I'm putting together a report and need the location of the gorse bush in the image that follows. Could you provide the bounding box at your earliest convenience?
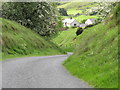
[2,2,62,37]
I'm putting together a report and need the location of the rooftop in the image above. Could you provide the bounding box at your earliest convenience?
[62,19,75,23]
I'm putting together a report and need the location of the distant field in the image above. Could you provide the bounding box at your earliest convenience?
[73,15,98,23]
[61,15,98,23]
[67,9,82,15]
[57,2,95,10]
[61,16,69,20]
[58,2,98,23]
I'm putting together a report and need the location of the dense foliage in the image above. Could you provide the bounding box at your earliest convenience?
[2,2,62,37]
[58,8,68,16]
[97,2,117,20]
[76,27,83,36]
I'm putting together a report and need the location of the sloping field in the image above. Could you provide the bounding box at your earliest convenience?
[1,18,64,60]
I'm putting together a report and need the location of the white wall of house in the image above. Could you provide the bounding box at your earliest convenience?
[66,23,71,27]
[63,21,71,27]
[70,20,80,27]
[63,19,80,27]
[85,19,95,25]
[79,24,87,28]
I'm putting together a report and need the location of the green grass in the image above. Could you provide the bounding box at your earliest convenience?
[58,2,98,23]
[57,2,96,10]
[52,28,78,52]
[61,14,98,23]
[60,16,69,20]
[2,49,65,61]
[63,4,119,88]
[52,15,98,52]
[1,18,65,61]
[73,15,98,23]
[57,2,98,16]
[67,9,82,15]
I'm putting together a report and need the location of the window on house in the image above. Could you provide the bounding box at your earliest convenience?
[65,22,67,26]
[74,24,76,26]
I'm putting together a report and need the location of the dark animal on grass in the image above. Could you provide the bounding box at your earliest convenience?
[76,27,83,36]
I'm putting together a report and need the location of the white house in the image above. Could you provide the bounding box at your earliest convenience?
[79,24,87,28]
[62,19,80,27]
[85,18,96,25]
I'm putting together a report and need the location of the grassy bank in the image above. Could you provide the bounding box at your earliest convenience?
[52,28,78,52]
[1,18,65,61]
[63,4,119,88]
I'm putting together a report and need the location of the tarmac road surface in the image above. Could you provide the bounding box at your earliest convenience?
[2,55,92,88]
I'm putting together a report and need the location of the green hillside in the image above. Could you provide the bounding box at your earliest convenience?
[58,2,98,23]
[73,15,98,23]
[52,28,77,52]
[61,15,98,23]
[63,4,119,88]
[1,18,64,60]
[57,2,97,15]
[57,2,96,10]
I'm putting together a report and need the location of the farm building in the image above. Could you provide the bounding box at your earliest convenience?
[62,19,80,27]
[79,24,87,28]
[85,18,96,25]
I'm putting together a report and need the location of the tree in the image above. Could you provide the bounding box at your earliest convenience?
[97,2,117,20]
[2,2,62,37]
[81,19,87,23]
[76,27,83,36]
[58,8,68,16]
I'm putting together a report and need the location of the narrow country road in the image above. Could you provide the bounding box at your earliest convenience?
[2,55,92,88]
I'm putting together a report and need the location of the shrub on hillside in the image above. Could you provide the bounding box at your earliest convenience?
[81,19,87,23]
[76,27,83,36]
[97,2,117,20]
[65,27,69,30]
[58,8,68,16]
